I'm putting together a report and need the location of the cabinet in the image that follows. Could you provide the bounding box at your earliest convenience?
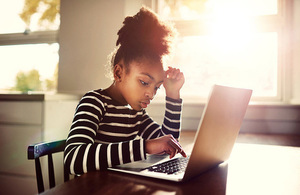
[0,94,80,195]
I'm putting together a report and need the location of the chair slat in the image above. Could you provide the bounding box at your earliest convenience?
[64,165,69,182]
[48,154,55,188]
[35,158,45,193]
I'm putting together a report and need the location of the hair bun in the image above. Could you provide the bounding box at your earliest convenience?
[116,7,176,57]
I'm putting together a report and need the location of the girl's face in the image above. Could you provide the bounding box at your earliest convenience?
[118,59,165,111]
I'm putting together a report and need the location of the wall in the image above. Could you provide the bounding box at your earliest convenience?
[58,0,124,94]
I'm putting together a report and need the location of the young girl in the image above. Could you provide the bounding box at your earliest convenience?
[64,7,186,175]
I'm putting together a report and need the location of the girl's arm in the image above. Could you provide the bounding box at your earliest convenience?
[139,97,186,158]
[64,91,146,175]
[139,97,182,139]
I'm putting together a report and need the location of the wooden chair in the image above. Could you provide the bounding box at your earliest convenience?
[28,139,69,193]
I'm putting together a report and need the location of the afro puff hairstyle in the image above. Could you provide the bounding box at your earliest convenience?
[111,6,177,70]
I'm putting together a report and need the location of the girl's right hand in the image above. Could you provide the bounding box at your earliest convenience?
[145,134,187,158]
[163,67,185,100]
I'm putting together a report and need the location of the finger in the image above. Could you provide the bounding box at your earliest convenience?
[175,69,183,80]
[170,69,177,79]
[169,147,176,159]
[165,147,176,159]
[179,148,187,158]
[174,69,182,80]
[172,69,180,79]
[169,137,187,158]
[166,67,175,77]
[164,68,171,77]
[168,138,186,158]
[176,72,184,81]
[165,70,173,79]
[169,135,183,149]
[167,66,174,71]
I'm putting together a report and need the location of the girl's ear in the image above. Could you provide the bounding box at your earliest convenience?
[113,63,124,82]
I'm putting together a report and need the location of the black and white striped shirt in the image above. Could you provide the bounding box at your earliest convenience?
[64,89,182,175]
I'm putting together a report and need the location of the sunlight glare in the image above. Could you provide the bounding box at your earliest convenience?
[200,3,276,92]
[208,10,255,54]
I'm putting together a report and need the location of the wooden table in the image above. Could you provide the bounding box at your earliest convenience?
[41,132,300,195]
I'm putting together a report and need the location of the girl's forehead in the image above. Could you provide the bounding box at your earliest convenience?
[130,60,165,80]
[130,58,163,71]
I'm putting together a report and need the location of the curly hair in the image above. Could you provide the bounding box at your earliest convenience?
[111,6,177,72]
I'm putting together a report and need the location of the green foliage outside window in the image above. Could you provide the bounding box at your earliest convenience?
[19,0,60,30]
[14,63,58,93]
[14,69,42,93]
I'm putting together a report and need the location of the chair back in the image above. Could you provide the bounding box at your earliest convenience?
[28,139,69,193]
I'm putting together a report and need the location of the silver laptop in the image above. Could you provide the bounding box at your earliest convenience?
[108,85,252,182]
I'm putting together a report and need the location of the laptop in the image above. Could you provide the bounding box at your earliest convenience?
[108,84,252,182]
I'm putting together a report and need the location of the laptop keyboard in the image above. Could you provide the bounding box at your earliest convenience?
[144,156,189,175]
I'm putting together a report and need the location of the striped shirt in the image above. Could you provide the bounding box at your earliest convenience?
[64,89,182,175]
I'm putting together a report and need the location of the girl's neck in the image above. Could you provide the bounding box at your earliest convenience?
[105,82,128,106]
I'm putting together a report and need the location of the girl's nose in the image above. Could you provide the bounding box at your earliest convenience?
[145,90,154,99]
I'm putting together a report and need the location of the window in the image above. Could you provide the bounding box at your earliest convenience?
[154,0,291,102]
[0,0,60,93]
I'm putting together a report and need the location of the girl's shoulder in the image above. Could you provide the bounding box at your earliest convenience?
[79,89,112,107]
[86,89,112,101]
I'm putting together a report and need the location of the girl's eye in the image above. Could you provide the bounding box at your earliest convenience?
[140,80,149,86]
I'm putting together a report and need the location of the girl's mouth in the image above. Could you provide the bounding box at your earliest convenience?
[140,101,150,108]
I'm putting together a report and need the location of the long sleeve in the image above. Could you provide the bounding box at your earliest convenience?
[64,91,146,175]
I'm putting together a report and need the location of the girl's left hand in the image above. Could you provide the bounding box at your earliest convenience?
[163,67,185,100]
[145,134,187,159]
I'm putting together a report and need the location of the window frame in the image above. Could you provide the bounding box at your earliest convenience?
[0,30,58,46]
